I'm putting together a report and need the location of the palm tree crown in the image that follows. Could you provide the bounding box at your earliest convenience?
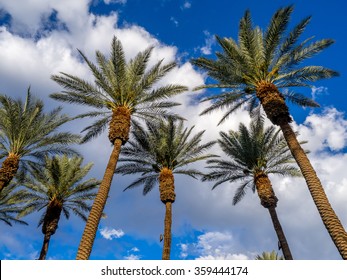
[51,36,187,144]
[255,250,284,260]
[204,117,301,205]
[20,155,100,260]
[0,88,80,193]
[192,6,337,125]
[117,119,215,194]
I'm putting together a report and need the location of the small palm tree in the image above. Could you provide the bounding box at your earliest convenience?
[255,250,284,260]
[0,181,28,226]
[203,117,302,260]
[0,88,80,193]
[192,6,347,258]
[116,118,215,259]
[51,36,187,259]
[20,155,100,260]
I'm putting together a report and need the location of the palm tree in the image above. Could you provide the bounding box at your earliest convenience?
[191,6,347,258]
[0,181,28,226]
[50,36,188,259]
[19,155,100,260]
[116,118,215,259]
[203,117,302,260]
[0,88,80,193]
[255,250,284,260]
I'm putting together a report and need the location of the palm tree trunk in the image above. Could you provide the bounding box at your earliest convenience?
[0,153,20,193]
[162,201,172,260]
[39,232,52,260]
[268,207,293,260]
[159,168,175,260]
[76,139,122,260]
[254,171,293,260]
[39,202,62,260]
[280,122,347,259]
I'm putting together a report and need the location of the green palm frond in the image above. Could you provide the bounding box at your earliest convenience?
[191,6,338,123]
[255,250,284,260]
[0,182,29,226]
[51,36,188,142]
[0,88,80,171]
[203,117,303,203]
[117,118,216,194]
[19,155,100,225]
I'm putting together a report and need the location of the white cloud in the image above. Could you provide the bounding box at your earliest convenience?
[311,86,328,101]
[296,108,347,152]
[180,231,250,260]
[100,227,125,240]
[125,254,140,260]
[0,0,90,36]
[199,30,215,55]
[181,1,192,10]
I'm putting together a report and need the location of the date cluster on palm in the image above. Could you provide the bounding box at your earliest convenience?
[0,154,20,190]
[254,171,279,209]
[256,81,292,125]
[159,168,176,203]
[108,106,131,144]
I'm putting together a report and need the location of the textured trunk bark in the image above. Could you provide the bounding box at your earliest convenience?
[76,138,123,260]
[39,232,52,260]
[159,168,176,203]
[38,202,62,260]
[254,171,278,208]
[256,81,292,125]
[162,202,172,260]
[0,153,20,193]
[268,207,293,260]
[159,168,175,260]
[254,171,293,260]
[280,122,347,259]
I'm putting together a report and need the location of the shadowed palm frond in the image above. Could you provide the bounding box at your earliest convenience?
[0,181,29,226]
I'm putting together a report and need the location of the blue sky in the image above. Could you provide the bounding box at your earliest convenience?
[0,0,347,260]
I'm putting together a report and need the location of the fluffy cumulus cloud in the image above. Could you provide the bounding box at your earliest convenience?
[296,108,347,152]
[100,227,125,240]
[180,231,250,260]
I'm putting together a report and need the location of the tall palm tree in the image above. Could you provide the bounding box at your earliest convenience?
[50,36,188,259]
[203,117,302,260]
[116,118,215,259]
[191,6,347,258]
[0,181,28,226]
[0,88,80,193]
[19,155,100,260]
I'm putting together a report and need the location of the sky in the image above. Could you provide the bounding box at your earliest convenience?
[0,0,347,260]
